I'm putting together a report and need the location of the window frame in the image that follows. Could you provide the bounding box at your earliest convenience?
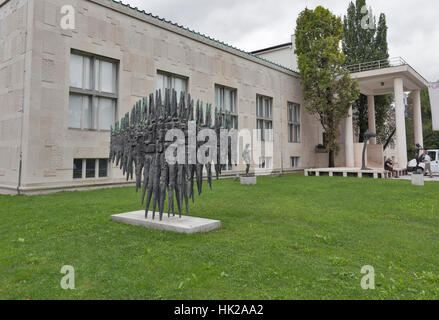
[258,156,273,169]
[215,84,238,130]
[73,159,83,179]
[73,158,109,180]
[291,157,300,168]
[69,50,118,132]
[156,70,189,99]
[288,102,301,143]
[428,151,437,162]
[256,95,273,142]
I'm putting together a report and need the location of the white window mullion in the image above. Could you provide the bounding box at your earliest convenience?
[95,159,99,179]
[82,159,86,179]
[99,60,103,93]
[95,58,100,91]
[94,96,99,130]
[221,88,224,111]
[92,57,96,91]
[80,96,85,130]
[81,56,85,90]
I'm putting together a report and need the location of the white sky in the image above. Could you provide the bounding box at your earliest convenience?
[121,0,439,82]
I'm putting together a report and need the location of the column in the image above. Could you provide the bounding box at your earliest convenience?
[394,78,408,168]
[367,95,376,144]
[413,89,424,147]
[345,106,355,168]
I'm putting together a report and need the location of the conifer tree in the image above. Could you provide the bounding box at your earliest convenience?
[343,1,394,143]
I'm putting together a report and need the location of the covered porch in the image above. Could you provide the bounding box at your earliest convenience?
[343,57,429,170]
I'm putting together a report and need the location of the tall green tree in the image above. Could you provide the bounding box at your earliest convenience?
[295,6,359,167]
[342,0,394,144]
[343,0,376,66]
[373,14,395,145]
[375,13,389,60]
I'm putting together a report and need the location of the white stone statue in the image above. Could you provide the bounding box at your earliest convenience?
[242,144,251,176]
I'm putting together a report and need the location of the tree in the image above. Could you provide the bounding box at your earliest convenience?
[295,6,360,167]
[374,13,394,145]
[375,13,388,60]
[406,88,439,159]
[342,1,394,144]
[342,0,376,67]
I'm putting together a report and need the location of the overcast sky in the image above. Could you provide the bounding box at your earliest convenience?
[121,0,439,82]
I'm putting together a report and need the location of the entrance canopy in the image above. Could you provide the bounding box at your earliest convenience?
[348,57,429,95]
[343,57,429,169]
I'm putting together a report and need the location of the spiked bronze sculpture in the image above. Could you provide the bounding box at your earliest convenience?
[110,89,233,221]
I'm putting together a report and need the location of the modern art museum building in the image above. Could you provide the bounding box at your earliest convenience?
[0,0,429,194]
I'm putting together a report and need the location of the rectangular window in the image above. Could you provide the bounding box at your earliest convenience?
[86,159,96,178]
[99,98,117,130]
[73,159,109,179]
[216,85,238,172]
[259,157,273,169]
[288,103,301,143]
[428,151,437,161]
[69,51,118,131]
[73,159,83,179]
[291,157,300,168]
[68,94,84,129]
[220,164,235,172]
[256,95,273,141]
[156,71,188,100]
[99,159,108,178]
[215,85,238,130]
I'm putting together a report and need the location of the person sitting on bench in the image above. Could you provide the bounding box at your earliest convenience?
[384,158,398,178]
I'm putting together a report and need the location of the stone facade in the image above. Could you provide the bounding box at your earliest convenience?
[0,0,27,194]
[0,0,327,194]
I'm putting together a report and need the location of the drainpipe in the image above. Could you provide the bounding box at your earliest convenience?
[17,152,22,195]
[279,126,284,175]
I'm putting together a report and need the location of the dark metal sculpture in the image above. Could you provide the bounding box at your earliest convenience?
[110,89,233,221]
[242,144,251,176]
[361,131,377,170]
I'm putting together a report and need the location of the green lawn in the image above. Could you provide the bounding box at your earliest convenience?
[1,174,439,300]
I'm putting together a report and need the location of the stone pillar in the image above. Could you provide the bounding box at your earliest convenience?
[367,95,376,144]
[394,78,408,168]
[345,106,355,168]
[413,89,424,147]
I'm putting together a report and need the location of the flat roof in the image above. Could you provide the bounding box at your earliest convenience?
[251,42,292,55]
[351,65,429,95]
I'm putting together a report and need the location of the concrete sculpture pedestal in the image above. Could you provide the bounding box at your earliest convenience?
[240,176,257,185]
[111,211,221,234]
[411,174,424,186]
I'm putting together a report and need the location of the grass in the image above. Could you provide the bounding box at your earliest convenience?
[1,174,439,300]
